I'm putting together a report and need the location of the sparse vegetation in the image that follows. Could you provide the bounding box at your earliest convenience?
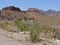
[0,21,9,29]
[0,6,60,44]
[28,21,42,43]
[39,25,60,39]
[0,20,60,43]
[14,19,27,31]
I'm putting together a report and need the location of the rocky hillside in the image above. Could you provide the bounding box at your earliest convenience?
[0,6,41,21]
[0,6,60,26]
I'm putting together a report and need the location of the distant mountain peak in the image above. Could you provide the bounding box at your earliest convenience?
[46,9,57,13]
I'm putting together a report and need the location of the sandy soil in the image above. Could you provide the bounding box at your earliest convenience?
[0,28,60,45]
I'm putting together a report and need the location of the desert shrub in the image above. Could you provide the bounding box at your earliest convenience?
[14,19,60,42]
[40,25,60,39]
[24,16,27,21]
[52,28,60,39]
[0,21,9,29]
[28,21,43,43]
[14,19,27,31]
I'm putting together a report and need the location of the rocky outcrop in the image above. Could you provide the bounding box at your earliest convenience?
[2,6,21,11]
[27,8,40,13]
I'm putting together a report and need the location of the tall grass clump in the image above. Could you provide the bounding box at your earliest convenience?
[14,19,27,31]
[29,21,43,43]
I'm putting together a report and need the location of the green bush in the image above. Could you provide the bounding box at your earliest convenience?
[14,19,27,31]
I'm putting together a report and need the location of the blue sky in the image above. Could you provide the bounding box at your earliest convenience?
[0,0,60,11]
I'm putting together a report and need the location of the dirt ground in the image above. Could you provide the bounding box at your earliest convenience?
[0,28,60,45]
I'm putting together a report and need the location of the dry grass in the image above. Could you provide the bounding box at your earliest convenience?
[0,17,60,43]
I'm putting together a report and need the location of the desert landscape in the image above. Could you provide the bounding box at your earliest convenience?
[0,6,60,45]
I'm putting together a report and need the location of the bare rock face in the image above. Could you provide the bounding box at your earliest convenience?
[27,8,40,13]
[2,6,21,11]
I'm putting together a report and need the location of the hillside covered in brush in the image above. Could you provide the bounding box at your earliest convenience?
[0,6,60,26]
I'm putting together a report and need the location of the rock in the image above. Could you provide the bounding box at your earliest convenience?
[27,8,40,13]
[2,6,21,11]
